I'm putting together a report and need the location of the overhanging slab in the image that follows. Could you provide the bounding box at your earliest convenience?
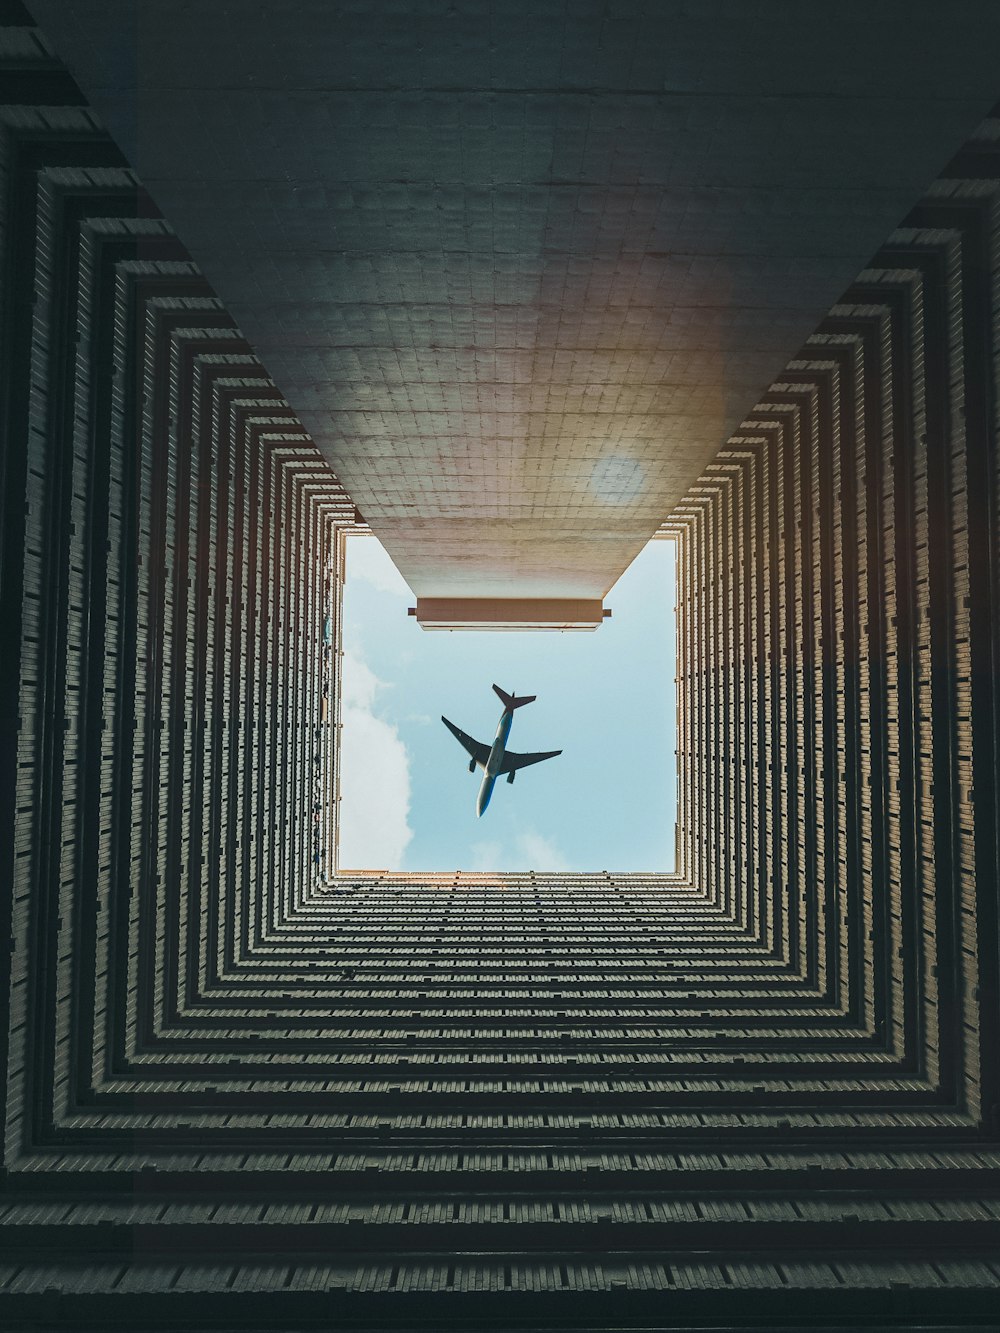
[412,597,608,631]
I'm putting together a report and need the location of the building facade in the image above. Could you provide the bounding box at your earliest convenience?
[2,8,1000,1329]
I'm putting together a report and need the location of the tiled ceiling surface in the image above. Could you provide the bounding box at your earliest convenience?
[26,0,1000,597]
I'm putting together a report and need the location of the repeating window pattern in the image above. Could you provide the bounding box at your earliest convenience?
[3,26,1000,1331]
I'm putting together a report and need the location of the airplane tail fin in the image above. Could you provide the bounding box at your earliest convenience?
[492,684,536,713]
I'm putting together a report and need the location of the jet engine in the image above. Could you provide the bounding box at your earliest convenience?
[468,758,476,773]
[506,770,515,784]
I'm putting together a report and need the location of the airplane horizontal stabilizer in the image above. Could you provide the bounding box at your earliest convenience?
[492,684,536,712]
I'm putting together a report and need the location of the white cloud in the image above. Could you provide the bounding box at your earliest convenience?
[514,831,570,871]
[467,830,569,872]
[342,651,380,711]
[469,839,503,871]
[338,650,413,869]
[348,536,411,597]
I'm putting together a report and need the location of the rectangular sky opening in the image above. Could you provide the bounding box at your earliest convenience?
[335,535,677,874]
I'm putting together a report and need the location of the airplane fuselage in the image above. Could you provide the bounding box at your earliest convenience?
[477,709,513,816]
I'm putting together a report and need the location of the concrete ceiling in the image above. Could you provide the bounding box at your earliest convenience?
[28,1,1000,601]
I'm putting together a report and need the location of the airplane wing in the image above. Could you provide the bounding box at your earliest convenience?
[499,748,562,773]
[441,716,491,767]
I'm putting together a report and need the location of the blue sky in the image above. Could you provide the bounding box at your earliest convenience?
[338,537,677,872]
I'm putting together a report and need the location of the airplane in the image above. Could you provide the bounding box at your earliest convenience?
[442,684,562,817]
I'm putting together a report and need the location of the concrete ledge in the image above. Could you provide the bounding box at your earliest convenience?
[411,598,610,631]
